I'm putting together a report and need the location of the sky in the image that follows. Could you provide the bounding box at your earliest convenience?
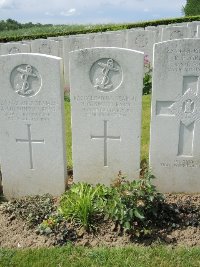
[0,0,187,25]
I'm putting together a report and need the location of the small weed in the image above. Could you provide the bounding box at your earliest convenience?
[64,95,70,102]
[143,55,152,95]
[37,212,77,246]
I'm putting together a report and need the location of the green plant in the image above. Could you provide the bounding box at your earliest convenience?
[37,212,77,245]
[143,55,152,95]
[59,170,163,235]
[64,86,70,102]
[37,212,63,235]
[64,95,70,102]
[59,183,107,230]
[103,171,163,234]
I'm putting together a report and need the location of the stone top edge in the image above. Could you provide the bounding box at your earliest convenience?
[69,47,144,55]
[154,38,200,46]
[0,53,62,61]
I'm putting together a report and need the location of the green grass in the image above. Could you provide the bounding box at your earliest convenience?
[141,95,151,162]
[64,100,72,169]
[1,245,200,267]
[64,94,151,170]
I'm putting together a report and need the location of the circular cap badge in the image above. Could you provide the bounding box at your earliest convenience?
[90,58,123,93]
[10,64,42,97]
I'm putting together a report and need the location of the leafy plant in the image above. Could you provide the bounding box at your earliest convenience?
[103,171,163,233]
[37,212,77,245]
[37,212,64,235]
[59,171,163,235]
[64,95,70,102]
[143,55,152,95]
[64,86,70,102]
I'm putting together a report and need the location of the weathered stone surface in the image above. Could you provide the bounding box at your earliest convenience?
[47,36,64,58]
[0,53,67,198]
[31,39,60,57]
[70,47,144,185]
[161,26,192,41]
[91,32,125,48]
[150,39,200,192]
[187,21,200,38]
[63,36,90,88]
[196,25,200,38]
[126,29,157,62]
[0,42,31,55]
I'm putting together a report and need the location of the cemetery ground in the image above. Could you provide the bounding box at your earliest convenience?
[0,96,200,266]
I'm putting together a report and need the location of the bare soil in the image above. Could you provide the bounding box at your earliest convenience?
[1,193,200,248]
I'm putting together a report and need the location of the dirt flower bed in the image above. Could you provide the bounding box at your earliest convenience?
[0,192,200,249]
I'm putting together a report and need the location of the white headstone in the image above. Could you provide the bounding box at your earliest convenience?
[196,25,200,38]
[91,32,125,48]
[0,53,67,198]
[70,47,144,185]
[47,36,64,58]
[187,21,200,38]
[161,26,192,41]
[0,42,31,55]
[150,39,200,192]
[87,32,102,44]
[63,36,90,89]
[31,39,60,57]
[170,23,188,27]
[129,27,144,31]
[145,26,162,43]
[126,29,157,63]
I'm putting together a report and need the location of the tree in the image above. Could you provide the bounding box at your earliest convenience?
[183,0,200,16]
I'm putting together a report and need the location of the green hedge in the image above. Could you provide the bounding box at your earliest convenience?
[0,15,200,43]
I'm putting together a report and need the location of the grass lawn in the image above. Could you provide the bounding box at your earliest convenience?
[64,100,72,169]
[65,94,151,170]
[1,245,200,267]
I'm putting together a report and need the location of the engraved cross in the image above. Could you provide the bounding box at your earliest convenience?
[91,120,121,167]
[16,124,45,169]
[156,76,200,157]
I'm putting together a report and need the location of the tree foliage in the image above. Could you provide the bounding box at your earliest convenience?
[0,18,52,31]
[183,0,200,16]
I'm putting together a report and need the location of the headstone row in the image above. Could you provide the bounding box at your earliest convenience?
[1,38,200,199]
[1,21,199,57]
[1,20,200,87]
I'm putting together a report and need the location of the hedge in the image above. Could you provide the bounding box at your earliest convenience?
[0,15,200,43]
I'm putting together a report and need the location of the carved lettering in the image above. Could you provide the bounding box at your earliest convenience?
[73,95,135,117]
